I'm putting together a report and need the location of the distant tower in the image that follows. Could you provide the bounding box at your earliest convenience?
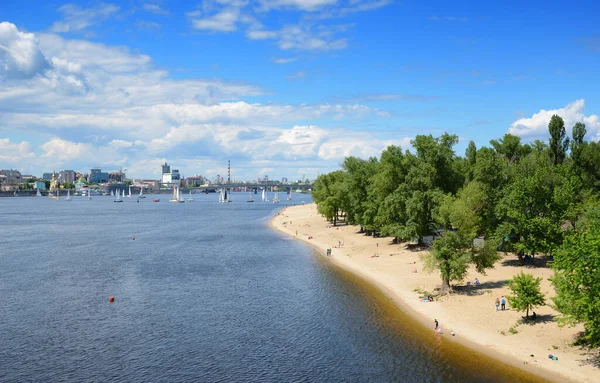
[227,160,231,184]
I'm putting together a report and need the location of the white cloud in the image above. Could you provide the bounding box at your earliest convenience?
[0,138,35,162]
[185,0,388,52]
[0,22,51,79]
[40,138,92,161]
[509,99,600,141]
[142,3,170,15]
[271,57,297,64]
[0,23,402,179]
[50,3,120,33]
[191,8,241,32]
[257,0,338,11]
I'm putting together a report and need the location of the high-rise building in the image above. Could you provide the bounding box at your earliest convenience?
[161,162,170,175]
[59,170,76,183]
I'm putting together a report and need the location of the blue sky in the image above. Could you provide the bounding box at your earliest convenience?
[1,0,599,181]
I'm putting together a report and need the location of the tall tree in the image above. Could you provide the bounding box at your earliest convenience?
[570,122,587,170]
[548,114,570,165]
[465,140,477,182]
[507,272,545,318]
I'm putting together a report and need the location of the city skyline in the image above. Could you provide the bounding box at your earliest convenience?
[1,1,600,179]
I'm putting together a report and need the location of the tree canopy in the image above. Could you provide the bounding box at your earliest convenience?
[312,116,600,343]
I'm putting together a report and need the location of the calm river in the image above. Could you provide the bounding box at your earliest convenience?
[0,192,545,382]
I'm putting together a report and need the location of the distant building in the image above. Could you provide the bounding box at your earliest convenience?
[281,177,288,184]
[90,168,109,183]
[59,170,76,183]
[0,170,22,189]
[34,181,46,190]
[109,171,126,183]
[160,162,180,186]
[186,175,205,187]
[42,173,54,180]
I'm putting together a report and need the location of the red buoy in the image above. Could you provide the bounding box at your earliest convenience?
[132,237,135,240]
[109,296,115,302]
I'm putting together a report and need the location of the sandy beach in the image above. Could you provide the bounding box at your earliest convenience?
[271,203,600,383]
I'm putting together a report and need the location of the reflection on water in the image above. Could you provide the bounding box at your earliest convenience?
[0,194,546,382]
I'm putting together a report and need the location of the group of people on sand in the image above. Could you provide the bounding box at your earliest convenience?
[494,296,507,311]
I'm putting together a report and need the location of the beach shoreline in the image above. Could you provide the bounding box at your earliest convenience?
[271,204,599,383]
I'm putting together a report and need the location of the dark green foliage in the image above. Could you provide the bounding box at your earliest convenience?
[548,114,570,165]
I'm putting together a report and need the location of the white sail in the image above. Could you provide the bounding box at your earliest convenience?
[65,190,71,201]
[287,189,292,200]
[56,188,60,200]
[128,186,132,197]
[36,188,41,197]
[186,190,193,201]
[273,192,279,203]
[261,189,265,201]
[111,190,115,197]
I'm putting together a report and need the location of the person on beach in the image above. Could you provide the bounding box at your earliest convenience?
[501,296,506,311]
[495,297,500,311]
[434,319,439,329]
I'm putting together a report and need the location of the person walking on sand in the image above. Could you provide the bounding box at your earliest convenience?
[495,297,500,311]
[434,319,438,329]
[501,296,506,311]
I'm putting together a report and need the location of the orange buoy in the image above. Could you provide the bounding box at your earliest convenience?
[109,296,115,302]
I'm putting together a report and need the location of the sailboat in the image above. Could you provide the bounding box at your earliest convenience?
[273,192,279,204]
[65,190,71,201]
[114,189,123,202]
[170,185,185,203]
[56,188,60,200]
[247,192,254,203]
[287,189,292,201]
[36,188,42,197]
[87,190,92,200]
[138,188,146,199]
[261,189,266,202]
[111,190,115,197]
[128,186,132,198]
[218,188,225,203]
[186,190,193,202]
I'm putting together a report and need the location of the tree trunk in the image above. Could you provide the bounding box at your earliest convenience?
[526,307,529,318]
[441,275,450,292]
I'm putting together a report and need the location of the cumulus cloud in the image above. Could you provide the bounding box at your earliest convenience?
[509,99,600,141]
[0,139,36,162]
[0,22,51,79]
[0,23,404,179]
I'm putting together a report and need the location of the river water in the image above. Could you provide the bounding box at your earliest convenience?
[0,193,545,382]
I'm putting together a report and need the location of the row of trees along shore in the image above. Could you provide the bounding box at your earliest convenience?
[313,115,600,347]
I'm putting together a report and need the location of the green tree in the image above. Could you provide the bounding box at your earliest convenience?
[551,210,600,347]
[507,272,545,318]
[570,122,587,170]
[465,140,477,182]
[490,133,530,163]
[423,187,501,290]
[548,114,570,165]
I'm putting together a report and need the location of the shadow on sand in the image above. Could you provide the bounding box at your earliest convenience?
[451,280,509,296]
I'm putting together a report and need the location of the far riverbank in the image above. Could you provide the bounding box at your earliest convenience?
[271,204,600,383]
